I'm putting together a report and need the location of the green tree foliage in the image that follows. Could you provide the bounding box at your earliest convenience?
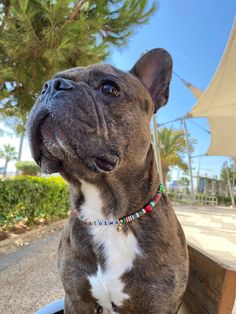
[158,127,196,184]
[220,162,236,185]
[0,144,17,176]
[179,176,190,186]
[0,0,156,129]
[15,160,40,175]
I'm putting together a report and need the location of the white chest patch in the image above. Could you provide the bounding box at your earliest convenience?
[80,181,141,312]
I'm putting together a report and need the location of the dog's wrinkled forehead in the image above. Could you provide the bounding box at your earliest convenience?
[55,64,119,79]
[54,64,144,92]
[54,48,173,114]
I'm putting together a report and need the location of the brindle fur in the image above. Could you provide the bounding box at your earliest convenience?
[27,49,189,314]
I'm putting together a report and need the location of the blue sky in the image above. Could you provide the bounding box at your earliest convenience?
[109,0,236,180]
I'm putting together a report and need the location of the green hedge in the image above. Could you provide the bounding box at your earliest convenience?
[15,161,40,176]
[0,176,70,228]
[167,191,235,206]
[217,195,236,206]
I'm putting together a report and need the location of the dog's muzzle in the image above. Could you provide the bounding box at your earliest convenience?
[27,78,120,174]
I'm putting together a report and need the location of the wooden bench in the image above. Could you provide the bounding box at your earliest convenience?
[195,195,218,206]
[178,243,236,314]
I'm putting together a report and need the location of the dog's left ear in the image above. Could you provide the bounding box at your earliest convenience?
[130,48,173,113]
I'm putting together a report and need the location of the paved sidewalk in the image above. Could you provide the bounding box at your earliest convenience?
[0,228,64,314]
[175,205,236,313]
[175,205,236,269]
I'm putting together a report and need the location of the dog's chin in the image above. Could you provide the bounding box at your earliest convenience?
[39,151,120,175]
[38,152,120,176]
[86,154,120,173]
[31,116,120,175]
[39,155,62,174]
[32,116,74,174]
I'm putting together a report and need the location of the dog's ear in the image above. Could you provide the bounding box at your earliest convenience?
[130,48,173,113]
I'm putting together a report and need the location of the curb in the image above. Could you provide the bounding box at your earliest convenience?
[0,219,67,250]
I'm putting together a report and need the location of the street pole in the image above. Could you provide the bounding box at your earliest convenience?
[182,117,195,203]
[232,158,236,193]
[15,132,24,176]
[152,115,163,184]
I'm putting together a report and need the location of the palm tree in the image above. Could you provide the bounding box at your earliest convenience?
[0,144,17,177]
[158,128,195,185]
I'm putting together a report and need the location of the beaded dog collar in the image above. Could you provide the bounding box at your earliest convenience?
[72,183,165,232]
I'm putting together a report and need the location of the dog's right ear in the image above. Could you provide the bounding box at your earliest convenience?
[130,48,173,113]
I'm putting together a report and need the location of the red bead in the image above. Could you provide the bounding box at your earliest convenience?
[145,204,153,212]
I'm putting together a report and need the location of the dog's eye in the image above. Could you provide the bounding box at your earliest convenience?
[100,81,120,97]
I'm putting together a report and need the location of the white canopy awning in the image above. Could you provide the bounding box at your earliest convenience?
[189,18,236,160]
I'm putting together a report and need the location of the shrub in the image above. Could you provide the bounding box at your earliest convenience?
[15,161,40,176]
[0,175,70,229]
[217,195,236,206]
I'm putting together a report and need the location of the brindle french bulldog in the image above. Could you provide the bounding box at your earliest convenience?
[27,49,189,314]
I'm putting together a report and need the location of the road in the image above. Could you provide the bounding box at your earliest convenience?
[0,229,64,314]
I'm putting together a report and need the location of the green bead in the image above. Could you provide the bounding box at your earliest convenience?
[159,183,165,193]
[150,201,155,207]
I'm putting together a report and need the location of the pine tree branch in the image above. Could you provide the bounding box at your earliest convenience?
[68,0,86,21]
[0,82,5,91]
[0,0,10,32]
[0,0,156,123]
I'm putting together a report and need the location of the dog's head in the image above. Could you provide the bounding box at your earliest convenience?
[27,48,172,180]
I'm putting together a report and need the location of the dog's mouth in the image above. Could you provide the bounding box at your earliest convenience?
[29,114,120,174]
[88,155,120,173]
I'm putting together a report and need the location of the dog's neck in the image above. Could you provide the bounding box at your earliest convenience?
[69,145,160,219]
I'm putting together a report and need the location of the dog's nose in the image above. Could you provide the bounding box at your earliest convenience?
[41,78,74,96]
